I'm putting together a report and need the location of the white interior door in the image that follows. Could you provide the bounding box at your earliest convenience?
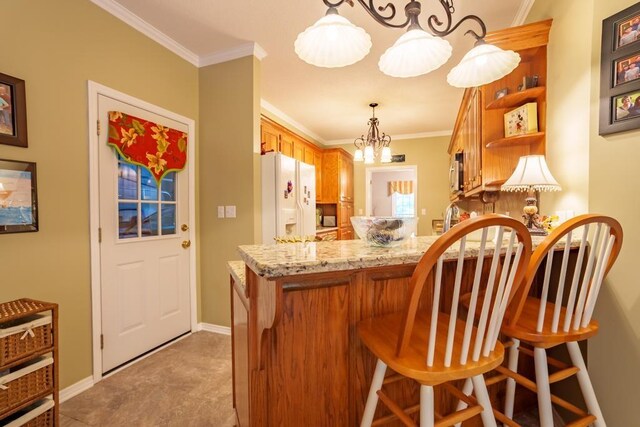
[97,94,191,373]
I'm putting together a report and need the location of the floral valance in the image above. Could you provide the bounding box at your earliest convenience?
[107,111,187,182]
[388,180,414,195]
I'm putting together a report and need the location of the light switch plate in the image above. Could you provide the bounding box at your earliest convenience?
[217,206,225,218]
[225,205,237,218]
[421,208,427,215]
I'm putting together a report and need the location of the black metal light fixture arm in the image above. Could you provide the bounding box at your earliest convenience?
[426,0,487,40]
[323,0,411,29]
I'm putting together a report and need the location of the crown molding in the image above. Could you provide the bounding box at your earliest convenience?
[324,130,453,146]
[90,0,267,68]
[512,0,536,26]
[200,42,267,67]
[261,99,326,145]
[90,0,200,66]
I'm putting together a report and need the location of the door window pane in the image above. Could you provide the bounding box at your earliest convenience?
[161,172,176,201]
[118,203,138,239]
[118,162,138,200]
[141,203,159,236]
[161,204,176,235]
[141,168,158,201]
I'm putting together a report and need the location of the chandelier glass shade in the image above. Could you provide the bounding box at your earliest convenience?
[447,42,521,88]
[295,0,521,87]
[354,103,392,164]
[378,29,452,78]
[294,9,372,68]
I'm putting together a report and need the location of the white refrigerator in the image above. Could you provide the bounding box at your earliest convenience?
[262,152,316,243]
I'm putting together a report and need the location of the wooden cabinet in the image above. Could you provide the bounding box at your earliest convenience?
[321,148,353,204]
[292,139,305,162]
[260,121,280,154]
[448,20,552,198]
[314,151,323,202]
[279,133,295,158]
[315,228,338,241]
[0,299,59,426]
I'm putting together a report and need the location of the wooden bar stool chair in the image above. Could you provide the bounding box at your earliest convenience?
[358,215,532,427]
[497,214,622,427]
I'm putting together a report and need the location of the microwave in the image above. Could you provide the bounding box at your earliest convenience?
[449,152,463,195]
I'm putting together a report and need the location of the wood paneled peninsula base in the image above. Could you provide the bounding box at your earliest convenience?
[230,235,580,427]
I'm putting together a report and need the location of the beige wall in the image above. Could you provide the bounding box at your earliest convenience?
[527,1,594,216]
[199,57,261,326]
[339,136,450,236]
[0,0,198,388]
[527,1,640,424]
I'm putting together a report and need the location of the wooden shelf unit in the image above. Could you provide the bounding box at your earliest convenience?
[485,131,545,149]
[485,86,546,110]
[0,299,59,426]
[447,19,552,200]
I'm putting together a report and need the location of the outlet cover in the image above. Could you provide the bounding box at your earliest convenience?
[217,206,225,218]
[225,205,237,218]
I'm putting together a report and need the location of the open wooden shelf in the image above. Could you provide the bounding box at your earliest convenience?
[485,86,546,110]
[485,131,545,149]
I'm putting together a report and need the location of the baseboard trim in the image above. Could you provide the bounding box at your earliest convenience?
[198,322,231,335]
[59,376,94,403]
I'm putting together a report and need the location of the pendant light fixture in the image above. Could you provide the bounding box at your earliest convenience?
[295,0,521,87]
[353,103,392,164]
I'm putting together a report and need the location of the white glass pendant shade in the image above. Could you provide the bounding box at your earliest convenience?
[447,43,520,88]
[380,146,392,163]
[354,148,364,162]
[379,29,452,78]
[363,145,375,164]
[295,13,372,68]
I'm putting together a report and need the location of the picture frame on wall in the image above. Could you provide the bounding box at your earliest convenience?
[0,158,38,234]
[600,2,640,135]
[0,73,28,148]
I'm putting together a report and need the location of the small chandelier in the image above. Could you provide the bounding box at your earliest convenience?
[354,103,392,164]
[295,0,521,87]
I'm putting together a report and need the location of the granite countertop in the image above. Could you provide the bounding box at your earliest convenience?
[227,261,246,290]
[238,234,580,279]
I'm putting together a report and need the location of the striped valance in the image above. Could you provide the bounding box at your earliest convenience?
[388,180,414,195]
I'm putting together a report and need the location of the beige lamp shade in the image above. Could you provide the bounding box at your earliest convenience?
[501,155,561,192]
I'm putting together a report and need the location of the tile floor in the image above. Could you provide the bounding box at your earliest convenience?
[60,332,235,426]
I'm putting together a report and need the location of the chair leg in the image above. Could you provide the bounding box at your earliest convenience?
[534,347,554,427]
[420,385,435,427]
[471,374,497,427]
[567,342,606,427]
[360,359,388,427]
[504,338,520,419]
[453,378,473,427]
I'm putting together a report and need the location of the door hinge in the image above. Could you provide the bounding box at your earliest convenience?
[100,334,104,349]
[98,227,102,243]
[97,119,101,136]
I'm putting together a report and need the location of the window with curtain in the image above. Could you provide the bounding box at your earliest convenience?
[388,180,415,217]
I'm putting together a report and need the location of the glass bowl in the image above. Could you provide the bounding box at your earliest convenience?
[350,216,418,247]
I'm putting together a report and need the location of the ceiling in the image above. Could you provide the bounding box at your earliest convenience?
[100,0,533,144]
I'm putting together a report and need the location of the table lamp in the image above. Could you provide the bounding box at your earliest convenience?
[501,155,561,235]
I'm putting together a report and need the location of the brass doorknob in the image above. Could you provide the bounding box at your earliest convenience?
[182,240,191,249]
[181,224,189,231]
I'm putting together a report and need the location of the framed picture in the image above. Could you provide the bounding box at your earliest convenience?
[0,159,38,234]
[0,73,28,147]
[600,2,640,135]
[614,52,640,86]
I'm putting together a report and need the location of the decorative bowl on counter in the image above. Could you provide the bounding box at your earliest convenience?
[350,216,418,247]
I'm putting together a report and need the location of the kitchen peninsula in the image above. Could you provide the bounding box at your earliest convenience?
[229,235,580,426]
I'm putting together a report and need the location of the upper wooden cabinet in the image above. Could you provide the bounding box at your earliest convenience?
[448,19,552,198]
[260,116,319,165]
[321,148,353,204]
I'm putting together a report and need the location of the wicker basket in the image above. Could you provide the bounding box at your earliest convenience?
[2,396,54,427]
[0,356,54,415]
[0,315,53,367]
